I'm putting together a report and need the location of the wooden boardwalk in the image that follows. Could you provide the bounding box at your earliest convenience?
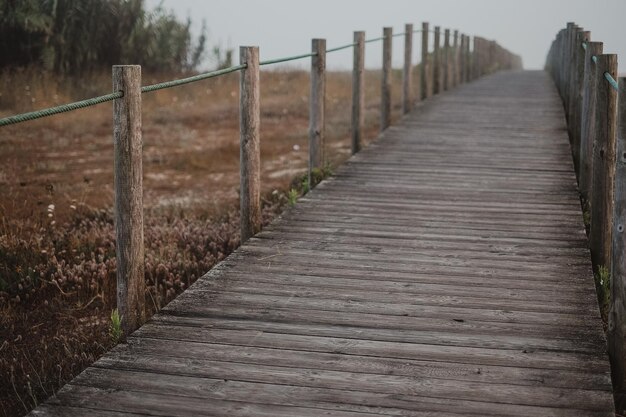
[32,70,615,416]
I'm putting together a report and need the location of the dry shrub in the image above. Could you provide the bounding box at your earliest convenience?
[0,64,405,416]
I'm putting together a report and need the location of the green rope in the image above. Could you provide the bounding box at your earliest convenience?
[0,64,247,127]
[0,92,122,127]
[605,72,619,91]
[392,32,407,38]
[364,36,385,44]
[592,55,598,64]
[326,43,358,53]
[582,41,587,50]
[141,64,246,92]
[260,52,317,66]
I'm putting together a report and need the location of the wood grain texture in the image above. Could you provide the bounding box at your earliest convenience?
[309,38,326,182]
[402,24,413,114]
[443,29,450,91]
[31,71,614,417]
[579,41,604,201]
[112,65,145,336]
[381,27,392,131]
[452,30,459,87]
[589,54,618,270]
[421,22,430,100]
[351,31,365,155]
[433,26,441,94]
[610,76,626,410]
[570,30,591,176]
[239,46,261,243]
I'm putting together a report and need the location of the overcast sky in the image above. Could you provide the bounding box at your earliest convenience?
[146,0,625,73]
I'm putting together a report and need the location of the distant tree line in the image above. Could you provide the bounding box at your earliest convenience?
[0,0,231,75]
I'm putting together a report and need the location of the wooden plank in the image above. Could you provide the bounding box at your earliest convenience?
[82,354,613,410]
[31,70,614,416]
[119,336,610,391]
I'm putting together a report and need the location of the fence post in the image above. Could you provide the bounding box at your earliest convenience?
[570,30,590,176]
[309,38,326,185]
[402,23,413,114]
[459,35,465,85]
[589,54,618,271]
[472,37,480,80]
[465,35,471,82]
[443,29,450,91]
[452,30,459,87]
[112,64,145,337]
[421,22,430,100]
[579,41,604,202]
[381,27,392,131]
[239,46,261,243]
[567,27,583,134]
[611,76,626,411]
[433,26,441,94]
[564,24,577,114]
[351,31,365,155]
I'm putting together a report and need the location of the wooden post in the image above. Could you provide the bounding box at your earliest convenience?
[421,22,430,100]
[473,37,480,80]
[589,54,618,271]
[402,23,413,114]
[381,27,392,131]
[452,30,459,87]
[351,31,365,155]
[567,27,583,133]
[570,30,590,176]
[459,35,465,85]
[239,46,261,243]
[433,26,441,94]
[579,41,604,202]
[112,64,145,337]
[611,76,626,411]
[561,23,574,105]
[309,38,326,185]
[464,35,471,82]
[443,29,450,91]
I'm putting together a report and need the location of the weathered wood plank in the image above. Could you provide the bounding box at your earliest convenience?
[30,70,614,416]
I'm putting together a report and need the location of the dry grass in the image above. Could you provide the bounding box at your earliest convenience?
[0,64,410,416]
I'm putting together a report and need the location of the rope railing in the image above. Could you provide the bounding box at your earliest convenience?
[0,31,426,128]
[141,64,246,93]
[1,21,521,338]
[0,92,123,127]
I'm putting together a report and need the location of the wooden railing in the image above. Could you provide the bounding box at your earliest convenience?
[546,21,626,409]
[0,22,521,338]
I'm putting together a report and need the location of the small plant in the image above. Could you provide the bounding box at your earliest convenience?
[583,208,591,229]
[287,189,299,206]
[109,309,122,344]
[595,265,611,321]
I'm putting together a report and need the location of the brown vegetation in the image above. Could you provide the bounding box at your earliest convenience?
[0,65,408,416]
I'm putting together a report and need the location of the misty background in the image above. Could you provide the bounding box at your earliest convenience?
[147,0,626,73]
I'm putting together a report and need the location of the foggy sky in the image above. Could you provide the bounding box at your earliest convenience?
[147,0,626,73]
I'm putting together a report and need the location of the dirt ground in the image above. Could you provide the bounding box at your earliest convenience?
[0,66,408,416]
